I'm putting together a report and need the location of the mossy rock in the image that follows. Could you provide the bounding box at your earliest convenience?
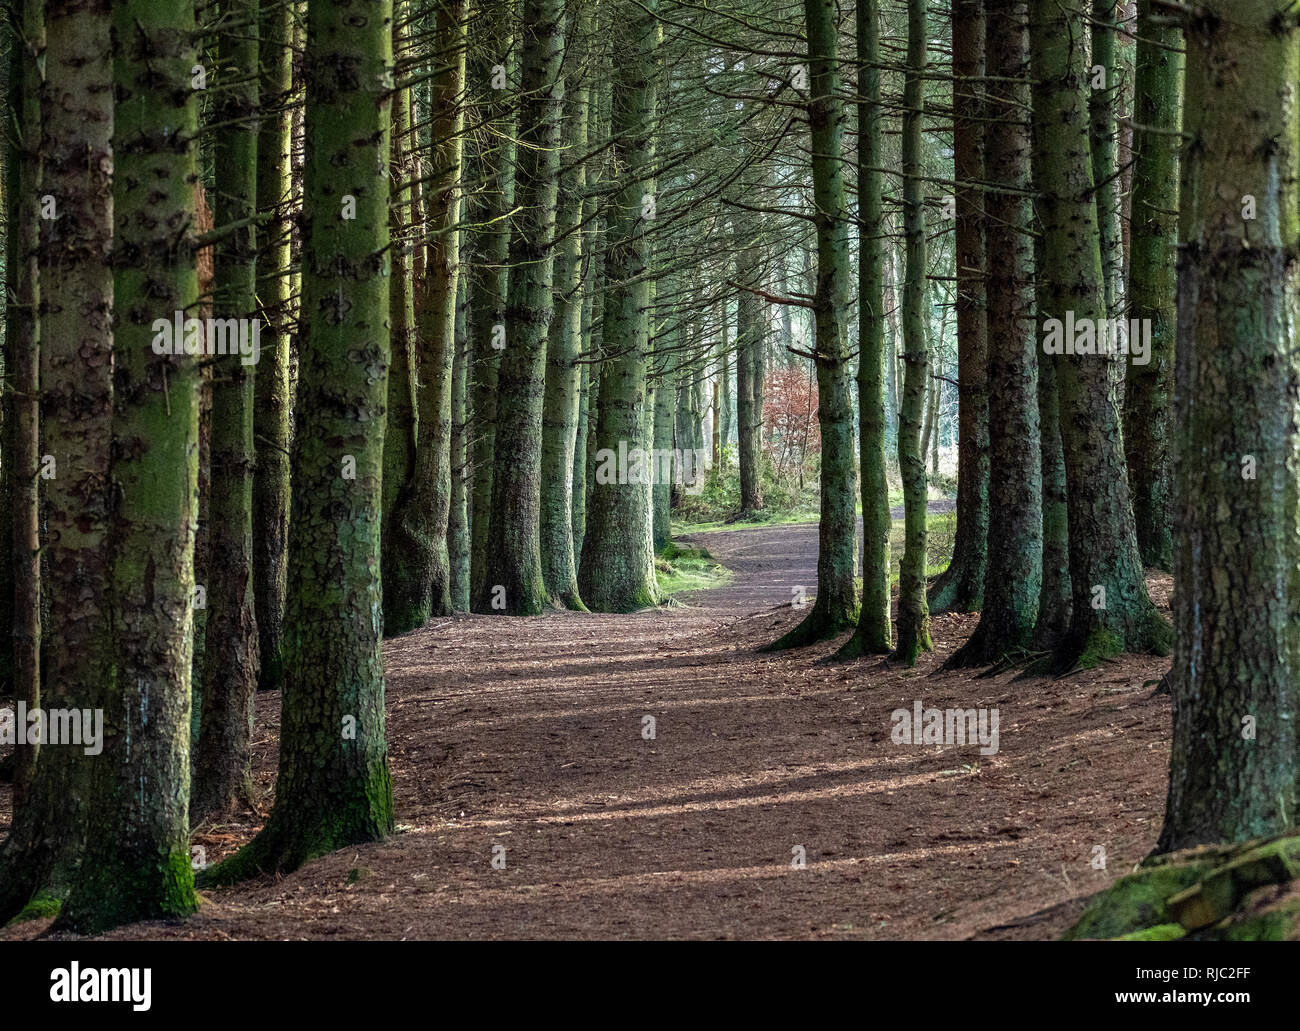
[1064,862,1212,940]
[1216,894,1300,942]
[1064,834,1300,941]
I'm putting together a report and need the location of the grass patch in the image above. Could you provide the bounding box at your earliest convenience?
[655,543,732,598]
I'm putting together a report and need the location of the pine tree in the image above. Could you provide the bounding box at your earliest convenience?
[894,0,933,665]
[578,0,660,612]
[1029,0,1168,669]
[947,0,1041,668]
[1156,0,1298,852]
[192,0,261,820]
[386,0,466,630]
[539,0,591,609]
[59,0,202,932]
[836,0,890,658]
[1123,0,1182,572]
[484,0,567,615]
[252,0,296,692]
[0,0,110,925]
[928,0,989,615]
[202,0,395,883]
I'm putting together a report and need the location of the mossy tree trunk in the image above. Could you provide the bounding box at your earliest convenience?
[1089,0,1122,314]
[577,0,660,613]
[948,0,1040,667]
[252,0,295,692]
[540,0,589,608]
[894,0,932,665]
[484,0,566,615]
[1029,0,1168,670]
[768,0,859,650]
[0,0,108,926]
[928,0,988,616]
[381,5,420,627]
[201,0,395,884]
[735,241,765,515]
[837,0,890,659]
[467,5,516,610]
[387,0,465,630]
[2,0,44,805]
[1032,345,1072,651]
[1156,0,1298,853]
[449,266,471,611]
[59,0,202,932]
[1123,0,1181,572]
[652,344,676,551]
[193,0,261,820]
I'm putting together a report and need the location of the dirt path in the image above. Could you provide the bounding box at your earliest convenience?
[3,513,1174,941]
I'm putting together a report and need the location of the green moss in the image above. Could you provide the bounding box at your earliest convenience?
[1065,862,1211,940]
[12,891,61,923]
[1067,835,1300,941]
[1113,922,1186,941]
[1219,899,1300,941]
[1073,626,1125,670]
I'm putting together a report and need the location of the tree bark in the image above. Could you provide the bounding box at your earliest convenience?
[201,0,396,884]
[1123,0,1181,571]
[1156,0,1298,852]
[193,0,261,820]
[894,0,933,665]
[928,0,989,615]
[1029,0,1168,670]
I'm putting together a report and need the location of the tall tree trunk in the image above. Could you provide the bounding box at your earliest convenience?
[735,243,764,513]
[1156,0,1298,852]
[838,0,890,658]
[468,6,516,608]
[449,266,471,611]
[928,1,988,616]
[1032,347,1073,650]
[947,0,1041,668]
[387,0,466,629]
[717,296,732,447]
[1123,0,1181,571]
[768,0,859,650]
[201,0,395,884]
[382,8,420,627]
[578,0,660,613]
[0,0,110,925]
[894,0,933,665]
[652,347,676,551]
[1029,0,1168,670]
[540,0,589,608]
[481,0,566,615]
[59,0,203,932]
[1090,0,1123,313]
[193,0,261,820]
[253,0,295,693]
[2,0,43,806]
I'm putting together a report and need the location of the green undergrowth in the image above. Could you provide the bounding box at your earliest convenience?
[1065,834,1300,941]
[655,542,732,599]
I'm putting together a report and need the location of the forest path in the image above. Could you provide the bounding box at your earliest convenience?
[673,498,956,612]
[11,513,1172,942]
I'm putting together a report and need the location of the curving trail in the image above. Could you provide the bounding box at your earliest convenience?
[2,514,1172,941]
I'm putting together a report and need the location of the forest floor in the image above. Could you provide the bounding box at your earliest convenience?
[1,514,1175,941]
